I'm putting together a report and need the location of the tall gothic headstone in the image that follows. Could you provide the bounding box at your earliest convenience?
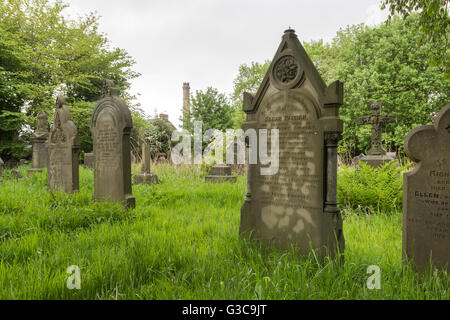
[357,102,397,168]
[47,96,80,193]
[28,111,49,176]
[134,142,158,185]
[239,29,345,259]
[91,80,135,209]
[403,103,450,273]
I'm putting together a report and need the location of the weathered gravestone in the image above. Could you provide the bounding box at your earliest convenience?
[357,102,397,168]
[205,164,237,183]
[47,96,80,193]
[134,142,158,185]
[403,103,450,273]
[239,29,345,259]
[84,152,94,169]
[28,111,49,176]
[91,80,135,209]
[0,157,4,179]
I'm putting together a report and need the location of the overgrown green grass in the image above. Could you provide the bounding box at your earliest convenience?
[0,164,448,299]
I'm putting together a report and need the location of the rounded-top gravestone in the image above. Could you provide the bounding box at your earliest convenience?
[91,80,135,209]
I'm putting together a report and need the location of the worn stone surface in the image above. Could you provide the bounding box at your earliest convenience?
[403,103,450,273]
[47,96,80,193]
[239,29,344,260]
[0,157,4,178]
[206,164,237,183]
[84,153,94,169]
[28,111,49,176]
[91,80,135,209]
[134,142,158,185]
[357,102,397,168]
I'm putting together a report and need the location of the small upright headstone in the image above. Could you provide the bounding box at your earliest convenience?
[357,102,397,168]
[28,111,49,176]
[47,96,80,193]
[403,103,450,273]
[134,142,158,185]
[239,29,345,259]
[0,157,4,178]
[157,153,167,164]
[205,164,237,183]
[91,80,135,209]
[11,169,22,179]
[84,152,94,169]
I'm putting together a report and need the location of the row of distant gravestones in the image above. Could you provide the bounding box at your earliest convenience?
[2,29,450,274]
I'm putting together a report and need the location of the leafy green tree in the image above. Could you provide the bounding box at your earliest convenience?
[0,0,139,160]
[145,119,174,160]
[190,87,233,135]
[381,0,449,76]
[332,15,449,157]
[230,61,270,128]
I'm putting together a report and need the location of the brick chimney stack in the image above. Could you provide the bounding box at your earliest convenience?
[182,82,190,119]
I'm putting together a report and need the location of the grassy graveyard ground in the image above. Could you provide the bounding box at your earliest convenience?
[0,164,448,300]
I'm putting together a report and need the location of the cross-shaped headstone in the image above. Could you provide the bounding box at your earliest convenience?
[357,101,397,156]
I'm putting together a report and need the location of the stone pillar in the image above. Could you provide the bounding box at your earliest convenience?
[134,142,158,185]
[28,111,49,176]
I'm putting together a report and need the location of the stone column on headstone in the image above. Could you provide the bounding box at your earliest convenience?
[134,142,158,185]
[403,103,450,273]
[91,80,135,209]
[28,111,49,176]
[356,102,397,168]
[47,96,80,193]
[239,29,345,260]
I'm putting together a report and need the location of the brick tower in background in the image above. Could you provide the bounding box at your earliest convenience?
[182,82,191,129]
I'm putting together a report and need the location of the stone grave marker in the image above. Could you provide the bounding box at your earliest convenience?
[403,103,450,273]
[0,157,4,179]
[28,111,49,176]
[134,142,158,185]
[357,102,397,168]
[239,29,345,259]
[91,80,135,209]
[205,164,237,183]
[84,152,94,169]
[47,96,80,193]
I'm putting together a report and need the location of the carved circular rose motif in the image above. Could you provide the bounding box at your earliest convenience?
[274,55,299,84]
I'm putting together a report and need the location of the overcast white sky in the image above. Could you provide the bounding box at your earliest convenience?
[63,0,388,128]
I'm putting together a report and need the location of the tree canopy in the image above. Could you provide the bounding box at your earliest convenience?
[0,0,139,160]
[231,14,449,161]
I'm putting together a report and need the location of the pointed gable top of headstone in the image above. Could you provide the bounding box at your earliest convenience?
[243,28,340,114]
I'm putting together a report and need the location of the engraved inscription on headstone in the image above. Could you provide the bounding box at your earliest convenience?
[47,96,80,193]
[239,29,345,260]
[91,80,135,208]
[403,103,450,273]
[28,110,49,176]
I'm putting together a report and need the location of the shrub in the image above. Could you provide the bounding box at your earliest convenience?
[337,162,409,213]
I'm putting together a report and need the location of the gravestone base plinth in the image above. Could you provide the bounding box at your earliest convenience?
[205,175,237,183]
[27,168,43,176]
[134,172,159,185]
[359,154,396,168]
[205,164,237,183]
